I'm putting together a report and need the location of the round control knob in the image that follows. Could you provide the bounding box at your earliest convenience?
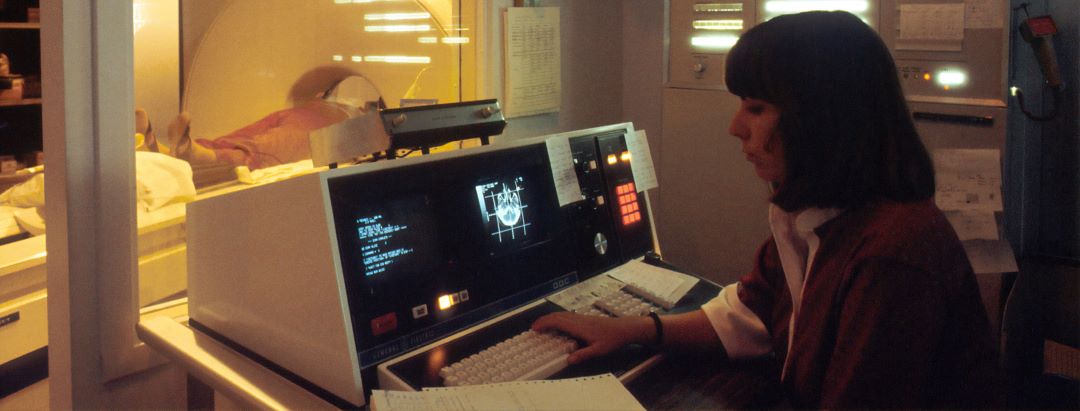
[479,106,500,118]
[593,232,609,255]
[691,62,707,74]
[392,114,407,127]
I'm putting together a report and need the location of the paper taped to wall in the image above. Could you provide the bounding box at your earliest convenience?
[626,130,658,192]
[945,210,999,241]
[504,7,561,118]
[933,149,1004,212]
[545,136,583,206]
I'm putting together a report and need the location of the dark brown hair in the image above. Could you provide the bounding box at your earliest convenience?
[725,11,935,212]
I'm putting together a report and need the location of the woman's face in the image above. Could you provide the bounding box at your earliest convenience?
[729,97,785,183]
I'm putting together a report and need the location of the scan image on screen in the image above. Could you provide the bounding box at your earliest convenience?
[475,176,532,244]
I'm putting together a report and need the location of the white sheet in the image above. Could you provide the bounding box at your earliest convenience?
[0,152,196,237]
[0,205,23,240]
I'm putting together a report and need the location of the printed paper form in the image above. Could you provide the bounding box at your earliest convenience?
[370,373,645,411]
[625,130,659,192]
[899,3,965,41]
[606,260,699,307]
[504,7,561,118]
[897,3,965,51]
[933,149,1004,212]
[545,136,583,206]
[944,210,999,241]
[965,0,1004,29]
[963,240,1018,274]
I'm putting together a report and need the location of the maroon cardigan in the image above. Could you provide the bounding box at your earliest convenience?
[736,200,1002,408]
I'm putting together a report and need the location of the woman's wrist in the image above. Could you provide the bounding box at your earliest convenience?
[618,315,660,347]
[647,312,664,346]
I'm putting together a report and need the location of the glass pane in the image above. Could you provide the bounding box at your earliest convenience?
[133,0,473,310]
[0,0,47,379]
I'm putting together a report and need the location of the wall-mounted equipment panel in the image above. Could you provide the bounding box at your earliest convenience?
[668,1,754,89]
[879,0,1009,107]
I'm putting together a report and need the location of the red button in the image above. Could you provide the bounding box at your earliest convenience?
[371,312,398,336]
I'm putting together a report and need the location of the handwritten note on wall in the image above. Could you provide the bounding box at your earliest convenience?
[504,7,561,118]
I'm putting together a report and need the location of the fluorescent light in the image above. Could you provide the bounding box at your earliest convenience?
[351,55,363,62]
[133,2,146,33]
[332,55,344,62]
[694,3,744,13]
[764,0,869,13]
[418,37,438,44]
[364,24,432,32]
[365,12,431,21]
[936,70,967,86]
[365,55,432,64]
[693,19,744,30]
[691,34,740,49]
[441,36,471,44]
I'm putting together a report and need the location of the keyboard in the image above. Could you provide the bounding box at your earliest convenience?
[439,330,578,386]
[593,287,663,317]
[438,285,666,386]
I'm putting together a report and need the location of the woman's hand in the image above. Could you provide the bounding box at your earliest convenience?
[530,312,653,365]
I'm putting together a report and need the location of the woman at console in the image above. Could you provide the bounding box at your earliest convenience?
[531,11,1001,409]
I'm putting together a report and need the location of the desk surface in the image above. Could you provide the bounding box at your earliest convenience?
[139,315,783,410]
[629,351,782,410]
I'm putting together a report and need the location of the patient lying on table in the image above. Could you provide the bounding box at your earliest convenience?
[140,74,385,170]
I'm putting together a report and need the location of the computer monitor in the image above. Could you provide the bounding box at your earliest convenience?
[186,123,654,405]
[327,144,578,366]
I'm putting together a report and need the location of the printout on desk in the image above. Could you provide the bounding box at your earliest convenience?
[503,7,560,118]
[370,373,645,411]
[606,260,699,307]
[933,149,1004,212]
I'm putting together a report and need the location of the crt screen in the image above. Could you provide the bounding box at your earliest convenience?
[475,174,545,255]
[328,144,575,364]
[354,195,440,277]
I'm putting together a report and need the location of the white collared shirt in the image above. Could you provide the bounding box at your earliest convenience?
[700,205,842,362]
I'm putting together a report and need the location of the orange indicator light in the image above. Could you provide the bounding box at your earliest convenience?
[620,151,631,162]
[438,295,453,310]
[923,73,931,81]
[607,154,617,165]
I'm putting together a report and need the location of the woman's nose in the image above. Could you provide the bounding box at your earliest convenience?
[728,117,745,140]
